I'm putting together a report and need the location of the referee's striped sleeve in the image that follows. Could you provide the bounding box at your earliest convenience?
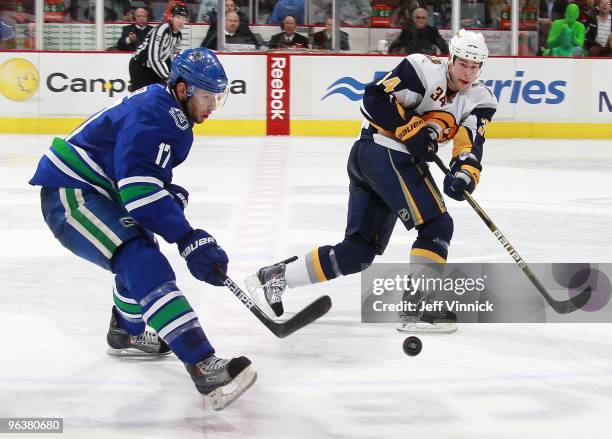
[147,23,171,79]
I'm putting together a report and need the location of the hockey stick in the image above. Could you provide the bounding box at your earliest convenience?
[215,268,332,338]
[431,154,591,314]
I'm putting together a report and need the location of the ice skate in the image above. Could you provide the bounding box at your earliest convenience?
[244,260,290,318]
[106,307,172,356]
[185,355,257,411]
[396,288,458,334]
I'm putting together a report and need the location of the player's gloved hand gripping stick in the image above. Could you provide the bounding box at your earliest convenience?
[214,259,332,338]
[430,153,591,314]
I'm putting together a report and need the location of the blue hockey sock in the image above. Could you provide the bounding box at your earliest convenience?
[140,281,214,364]
[112,238,214,364]
[112,276,145,335]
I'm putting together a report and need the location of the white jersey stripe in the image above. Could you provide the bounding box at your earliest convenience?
[45,150,112,200]
[118,176,164,188]
[74,189,123,247]
[59,189,113,259]
[125,189,170,212]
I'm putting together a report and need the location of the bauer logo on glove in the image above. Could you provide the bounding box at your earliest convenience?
[177,229,229,286]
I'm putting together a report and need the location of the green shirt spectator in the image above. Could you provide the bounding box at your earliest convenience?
[551,27,582,56]
[547,3,586,50]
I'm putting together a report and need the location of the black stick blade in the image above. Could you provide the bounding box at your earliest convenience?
[549,287,592,314]
[270,295,332,338]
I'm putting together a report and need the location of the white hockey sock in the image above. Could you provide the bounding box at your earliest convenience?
[285,256,313,288]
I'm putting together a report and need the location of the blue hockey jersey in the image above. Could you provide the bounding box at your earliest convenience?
[30,84,195,243]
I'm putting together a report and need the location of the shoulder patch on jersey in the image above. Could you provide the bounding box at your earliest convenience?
[470,81,498,107]
[169,107,189,131]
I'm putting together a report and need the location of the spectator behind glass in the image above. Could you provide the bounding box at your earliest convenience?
[338,0,372,26]
[198,0,248,23]
[309,0,371,26]
[117,7,152,51]
[388,7,449,55]
[198,0,220,22]
[84,1,119,22]
[392,0,421,28]
[201,10,258,49]
[268,15,309,48]
[579,0,598,23]
[0,16,16,49]
[200,0,252,47]
[312,17,350,50]
[546,3,586,54]
[585,0,611,55]
[551,26,584,55]
[269,0,305,24]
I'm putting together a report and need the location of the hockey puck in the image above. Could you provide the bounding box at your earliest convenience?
[402,336,422,356]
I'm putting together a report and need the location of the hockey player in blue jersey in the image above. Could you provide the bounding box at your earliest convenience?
[29,48,256,410]
[246,30,497,334]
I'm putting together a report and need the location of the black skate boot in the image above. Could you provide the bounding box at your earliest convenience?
[397,288,458,334]
[185,355,257,411]
[106,307,172,356]
[245,258,294,318]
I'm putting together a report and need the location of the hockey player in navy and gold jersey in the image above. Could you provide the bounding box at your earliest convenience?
[29,48,256,410]
[246,30,497,332]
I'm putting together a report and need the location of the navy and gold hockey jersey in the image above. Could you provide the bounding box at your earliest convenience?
[30,84,194,243]
[361,53,497,164]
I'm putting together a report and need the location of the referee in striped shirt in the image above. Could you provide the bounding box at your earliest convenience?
[129,4,190,92]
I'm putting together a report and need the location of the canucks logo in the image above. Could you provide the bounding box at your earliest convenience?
[169,107,189,130]
[322,71,387,101]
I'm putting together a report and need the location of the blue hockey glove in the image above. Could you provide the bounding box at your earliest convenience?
[402,126,438,162]
[177,229,228,286]
[166,183,189,210]
[443,153,482,201]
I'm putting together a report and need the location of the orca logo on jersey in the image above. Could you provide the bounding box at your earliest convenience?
[169,107,189,130]
[119,216,137,227]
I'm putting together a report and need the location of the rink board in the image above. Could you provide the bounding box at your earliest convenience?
[0,51,610,138]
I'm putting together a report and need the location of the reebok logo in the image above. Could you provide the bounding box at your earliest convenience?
[181,237,216,258]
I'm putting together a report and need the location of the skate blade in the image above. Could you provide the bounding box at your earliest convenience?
[396,322,458,335]
[106,347,173,357]
[243,274,277,320]
[207,366,258,411]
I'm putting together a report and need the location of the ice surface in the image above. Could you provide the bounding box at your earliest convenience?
[1,135,611,438]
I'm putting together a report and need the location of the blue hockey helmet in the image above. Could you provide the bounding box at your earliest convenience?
[169,48,228,107]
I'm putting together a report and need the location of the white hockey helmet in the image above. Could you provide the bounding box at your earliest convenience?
[449,29,488,64]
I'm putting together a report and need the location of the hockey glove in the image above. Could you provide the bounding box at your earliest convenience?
[177,229,228,286]
[396,118,438,162]
[166,183,189,211]
[443,153,482,201]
